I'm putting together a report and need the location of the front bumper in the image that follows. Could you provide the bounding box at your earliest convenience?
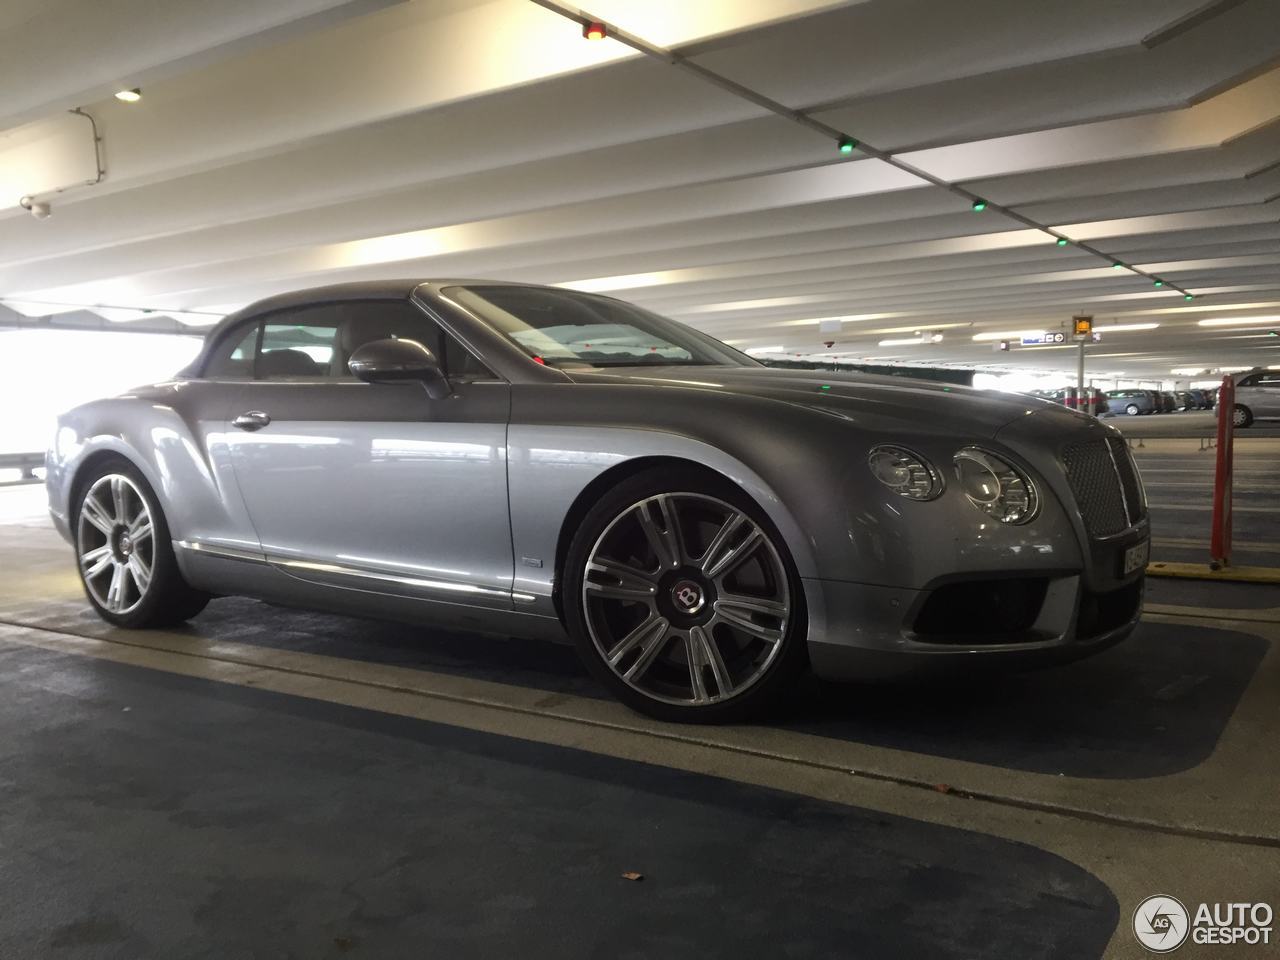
[803,564,1143,681]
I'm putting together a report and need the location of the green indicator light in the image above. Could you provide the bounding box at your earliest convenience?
[971,200,986,212]
[1184,294,1194,301]
[1153,279,1163,287]
[838,137,857,154]
[1113,263,1124,269]
[1056,237,1068,246]
[820,384,831,391]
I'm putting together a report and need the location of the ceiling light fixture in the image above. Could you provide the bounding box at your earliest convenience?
[878,336,931,347]
[1197,316,1280,327]
[582,21,606,40]
[973,330,1054,342]
[114,88,142,102]
[1153,279,1164,287]
[1184,294,1194,301]
[971,199,987,212]
[838,136,857,155]
[1098,323,1161,332]
[1056,237,1069,247]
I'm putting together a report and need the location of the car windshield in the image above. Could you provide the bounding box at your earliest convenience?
[443,284,755,368]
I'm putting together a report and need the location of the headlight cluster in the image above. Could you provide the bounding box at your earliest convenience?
[867,444,1038,523]
[866,445,943,501]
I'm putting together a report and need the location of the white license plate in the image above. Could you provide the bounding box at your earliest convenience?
[1122,540,1150,575]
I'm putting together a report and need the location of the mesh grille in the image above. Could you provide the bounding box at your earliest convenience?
[1107,436,1146,523]
[1061,439,1129,537]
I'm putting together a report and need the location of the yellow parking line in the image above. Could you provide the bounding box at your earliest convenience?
[1147,562,1280,584]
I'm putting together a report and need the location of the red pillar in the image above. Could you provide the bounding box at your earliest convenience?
[1210,375,1234,568]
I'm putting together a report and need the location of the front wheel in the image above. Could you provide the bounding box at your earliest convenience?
[564,468,806,723]
[1125,404,1140,416]
[73,458,210,628]
[1233,405,1253,429]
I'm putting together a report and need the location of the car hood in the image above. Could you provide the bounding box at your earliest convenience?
[559,365,1064,438]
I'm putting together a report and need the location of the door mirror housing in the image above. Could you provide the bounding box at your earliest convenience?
[348,338,451,399]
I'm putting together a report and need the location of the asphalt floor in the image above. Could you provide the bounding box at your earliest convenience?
[0,466,1277,959]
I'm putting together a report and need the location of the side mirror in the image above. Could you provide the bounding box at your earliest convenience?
[348,338,451,399]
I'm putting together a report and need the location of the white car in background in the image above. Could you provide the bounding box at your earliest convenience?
[1231,369,1280,428]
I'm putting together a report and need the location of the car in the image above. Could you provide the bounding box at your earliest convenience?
[1231,369,1280,428]
[1106,389,1157,416]
[1159,391,1178,413]
[1174,391,1196,411]
[1187,389,1210,410]
[44,280,1150,722]
[1045,387,1107,416]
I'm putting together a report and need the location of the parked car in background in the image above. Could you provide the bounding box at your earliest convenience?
[1231,369,1280,428]
[1045,387,1107,416]
[1187,389,1211,410]
[1159,391,1177,413]
[1174,391,1195,411]
[1105,389,1157,416]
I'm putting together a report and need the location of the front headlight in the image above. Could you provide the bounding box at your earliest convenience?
[953,448,1037,523]
[867,444,943,501]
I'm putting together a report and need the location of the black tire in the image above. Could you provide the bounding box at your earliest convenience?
[563,466,807,723]
[1233,405,1253,429]
[71,456,210,627]
[1125,404,1140,416]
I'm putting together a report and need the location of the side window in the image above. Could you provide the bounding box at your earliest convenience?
[203,325,258,379]
[1238,375,1261,388]
[333,300,495,381]
[259,315,340,380]
[1258,374,1280,388]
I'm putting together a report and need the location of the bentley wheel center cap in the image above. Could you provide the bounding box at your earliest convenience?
[671,579,705,614]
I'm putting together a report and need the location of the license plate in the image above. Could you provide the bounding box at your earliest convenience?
[1122,539,1150,575]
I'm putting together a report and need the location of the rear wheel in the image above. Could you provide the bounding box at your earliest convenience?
[564,468,806,723]
[1233,405,1253,428]
[73,458,210,627]
[1125,403,1140,416]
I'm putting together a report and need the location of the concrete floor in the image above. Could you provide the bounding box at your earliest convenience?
[1,476,1277,959]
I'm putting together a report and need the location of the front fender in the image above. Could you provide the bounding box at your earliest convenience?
[48,383,255,554]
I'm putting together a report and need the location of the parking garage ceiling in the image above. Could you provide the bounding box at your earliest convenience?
[1,0,1279,380]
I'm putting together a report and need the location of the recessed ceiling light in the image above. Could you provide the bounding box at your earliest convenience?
[582,21,606,40]
[114,88,142,102]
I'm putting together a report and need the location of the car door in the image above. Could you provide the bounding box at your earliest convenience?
[224,298,515,610]
[1241,372,1280,417]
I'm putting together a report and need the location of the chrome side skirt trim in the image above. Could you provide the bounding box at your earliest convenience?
[173,539,267,563]
[173,539,533,605]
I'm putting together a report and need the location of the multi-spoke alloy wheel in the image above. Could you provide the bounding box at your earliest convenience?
[580,490,793,711]
[72,459,210,627]
[77,474,155,616]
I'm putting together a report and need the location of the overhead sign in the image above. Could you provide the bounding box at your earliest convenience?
[1073,315,1094,339]
[1021,332,1066,346]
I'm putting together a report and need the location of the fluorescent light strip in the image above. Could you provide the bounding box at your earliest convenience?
[1198,316,1280,327]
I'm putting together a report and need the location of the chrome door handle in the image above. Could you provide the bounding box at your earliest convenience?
[232,411,271,431]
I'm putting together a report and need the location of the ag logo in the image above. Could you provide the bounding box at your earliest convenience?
[1134,895,1190,953]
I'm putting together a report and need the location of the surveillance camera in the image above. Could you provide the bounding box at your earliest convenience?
[823,340,835,349]
[19,196,51,219]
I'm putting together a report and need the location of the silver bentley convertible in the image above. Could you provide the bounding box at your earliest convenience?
[46,281,1150,721]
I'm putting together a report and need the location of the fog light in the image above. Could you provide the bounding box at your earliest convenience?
[868,445,942,501]
[953,448,1037,523]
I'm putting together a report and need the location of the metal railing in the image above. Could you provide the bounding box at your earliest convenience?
[0,452,44,486]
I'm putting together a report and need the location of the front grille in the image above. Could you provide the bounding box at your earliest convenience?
[1061,438,1143,537]
[1107,436,1146,524]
